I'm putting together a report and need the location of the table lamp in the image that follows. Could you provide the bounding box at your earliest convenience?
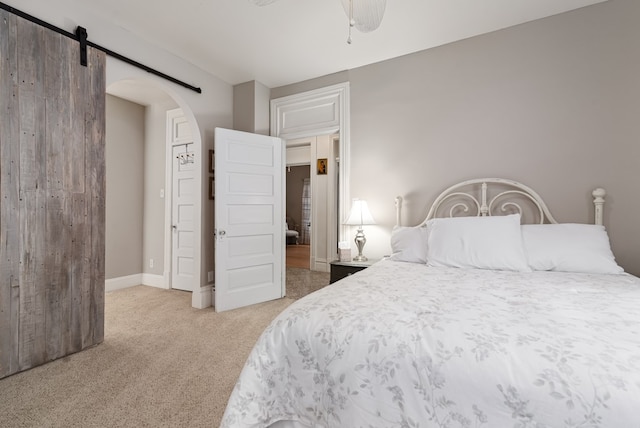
[344,199,376,262]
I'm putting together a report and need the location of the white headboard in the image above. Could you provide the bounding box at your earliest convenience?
[395,178,606,227]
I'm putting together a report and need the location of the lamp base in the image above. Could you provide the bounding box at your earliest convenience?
[353,227,367,262]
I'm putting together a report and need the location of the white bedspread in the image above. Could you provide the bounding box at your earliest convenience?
[221,260,640,427]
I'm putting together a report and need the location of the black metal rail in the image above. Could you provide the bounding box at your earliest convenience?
[0,1,202,94]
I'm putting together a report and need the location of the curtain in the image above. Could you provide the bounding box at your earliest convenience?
[300,178,311,245]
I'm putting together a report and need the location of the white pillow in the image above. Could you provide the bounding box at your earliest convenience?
[426,214,530,272]
[389,226,428,264]
[521,223,624,274]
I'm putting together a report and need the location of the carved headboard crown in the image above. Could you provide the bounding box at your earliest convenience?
[394,178,606,227]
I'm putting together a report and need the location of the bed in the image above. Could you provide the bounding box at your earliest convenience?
[221,178,640,428]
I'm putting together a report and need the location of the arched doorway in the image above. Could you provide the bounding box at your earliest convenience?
[104,76,209,308]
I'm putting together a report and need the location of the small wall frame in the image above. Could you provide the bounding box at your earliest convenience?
[317,158,327,175]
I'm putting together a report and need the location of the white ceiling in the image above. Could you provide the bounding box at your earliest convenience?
[7,0,606,89]
[89,0,606,88]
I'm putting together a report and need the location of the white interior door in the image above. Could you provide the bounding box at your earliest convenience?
[214,128,285,312]
[170,114,195,292]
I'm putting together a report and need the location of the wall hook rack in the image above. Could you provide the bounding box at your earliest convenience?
[176,143,195,165]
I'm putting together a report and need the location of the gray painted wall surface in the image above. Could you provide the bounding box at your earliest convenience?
[106,95,178,280]
[272,0,640,275]
[105,95,145,279]
[233,81,255,134]
[234,80,270,136]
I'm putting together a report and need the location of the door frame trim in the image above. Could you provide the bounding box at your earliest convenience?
[164,109,179,290]
[271,82,351,251]
[164,108,198,292]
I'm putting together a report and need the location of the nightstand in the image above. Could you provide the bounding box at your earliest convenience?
[329,259,377,284]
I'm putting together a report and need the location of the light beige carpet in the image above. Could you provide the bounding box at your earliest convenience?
[0,269,329,428]
[285,267,331,300]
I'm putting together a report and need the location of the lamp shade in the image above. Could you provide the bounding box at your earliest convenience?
[344,199,376,226]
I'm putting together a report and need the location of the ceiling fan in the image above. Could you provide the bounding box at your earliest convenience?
[249,0,387,44]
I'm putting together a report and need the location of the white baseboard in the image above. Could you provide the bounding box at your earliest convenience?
[107,274,212,309]
[192,285,213,309]
[105,274,143,293]
[142,273,167,289]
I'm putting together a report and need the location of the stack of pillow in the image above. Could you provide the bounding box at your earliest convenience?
[390,214,624,274]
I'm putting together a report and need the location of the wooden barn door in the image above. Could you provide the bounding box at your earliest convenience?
[0,11,106,379]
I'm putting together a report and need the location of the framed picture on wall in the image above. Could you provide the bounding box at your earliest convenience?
[209,177,215,200]
[209,150,215,173]
[317,158,328,175]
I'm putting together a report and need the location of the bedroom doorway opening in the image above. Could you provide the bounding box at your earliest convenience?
[286,165,311,269]
[284,134,339,272]
[271,83,350,273]
[105,78,203,303]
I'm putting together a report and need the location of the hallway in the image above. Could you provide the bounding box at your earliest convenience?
[286,244,310,269]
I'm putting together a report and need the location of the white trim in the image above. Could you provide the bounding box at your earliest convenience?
[271,82,351,247]
[105,274,142,293]
[165,108,205,307]
[105,273,168,293]
[163,109,179,293]
[142,273,166,289]
[592,188,606,226]
[193,285,213,310]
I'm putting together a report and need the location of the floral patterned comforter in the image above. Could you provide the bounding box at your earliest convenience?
[221,260,640,428]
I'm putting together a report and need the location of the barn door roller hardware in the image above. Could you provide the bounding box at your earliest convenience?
[76,26,88,67]
[0,2,202,94]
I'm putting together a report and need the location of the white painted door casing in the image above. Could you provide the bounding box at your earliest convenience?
[271,83,350,251]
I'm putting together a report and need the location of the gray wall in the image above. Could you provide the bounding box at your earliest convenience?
[233,81,255,134]
[106,95,178,280]
[272,0,640,275]
[105,95,145,279]
[234,80,270,135]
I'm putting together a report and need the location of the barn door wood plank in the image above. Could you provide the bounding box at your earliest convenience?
[16,17,48,371]
[0,9,21,379]
[43,28,66,362]
[44,193,63,361]
[85,48,106,343]
[31,24,48,368]
[64,40,85,354]
[72,193,89,350]
[67,37,85,194]
[57,36,73,356]
[87,46,106,345]
[77,49,93,349]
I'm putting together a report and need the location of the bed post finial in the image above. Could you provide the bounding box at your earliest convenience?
[479,182,489,216]
[395,196,403,227]
[592,188,606,226]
